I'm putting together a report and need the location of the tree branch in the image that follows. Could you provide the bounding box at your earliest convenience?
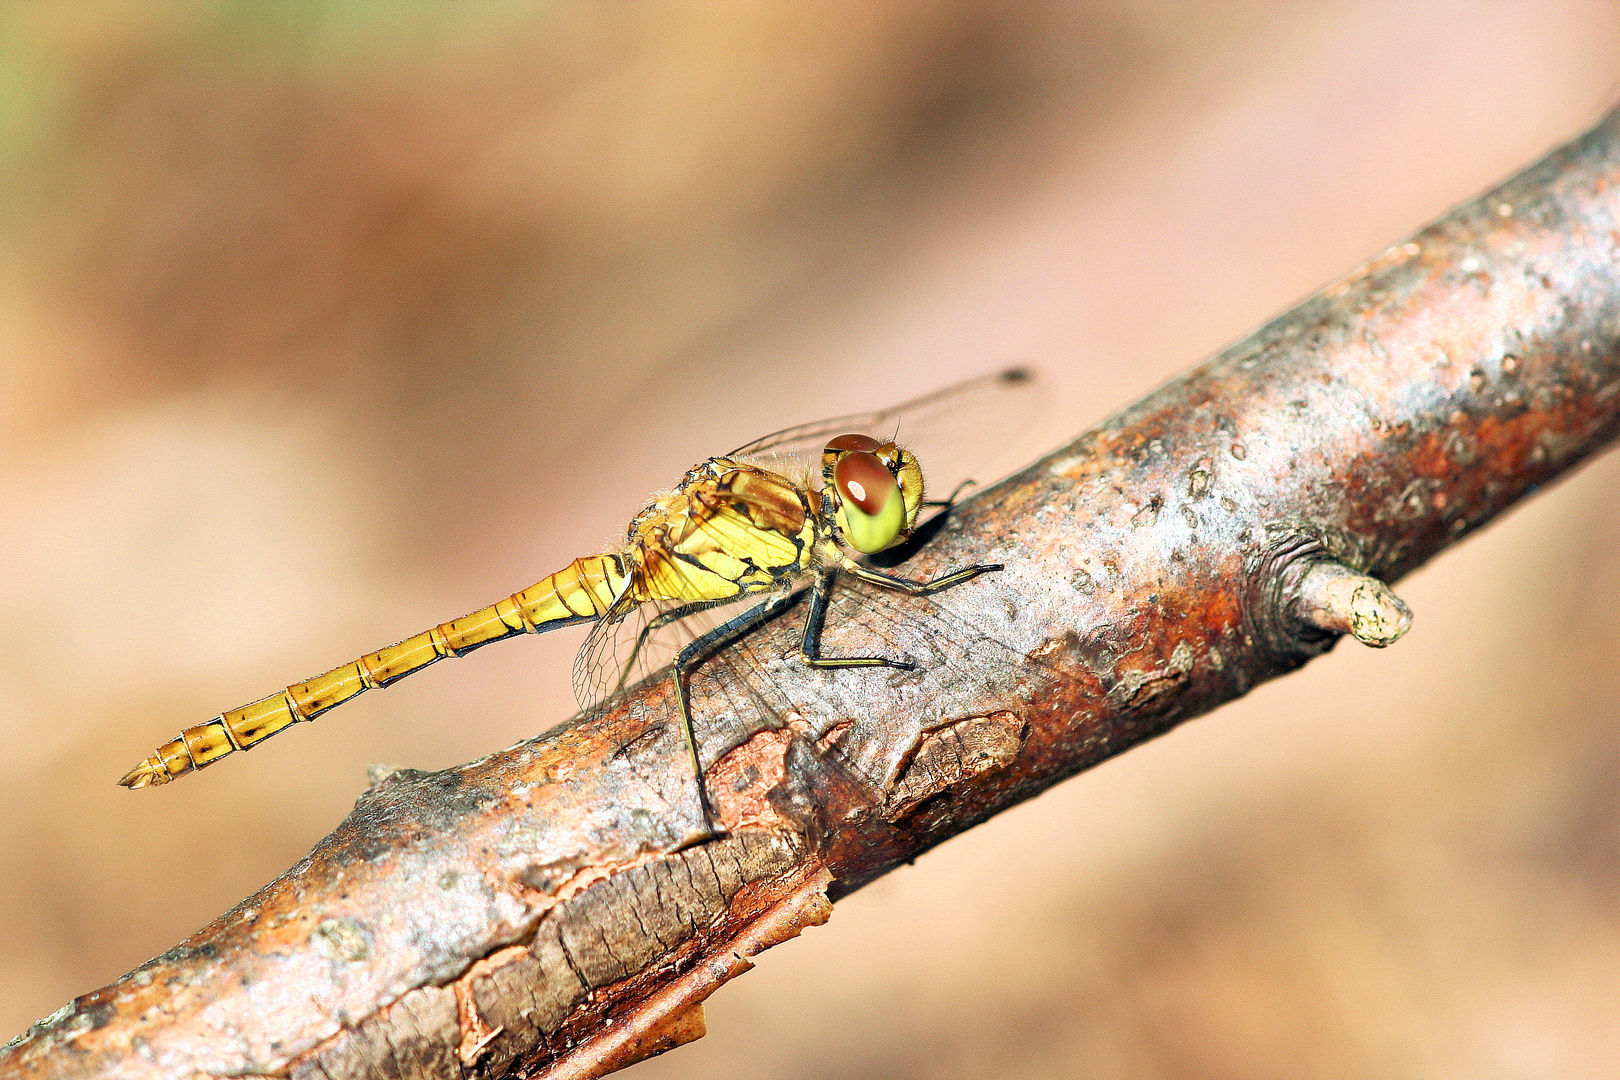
[9,106,1620,1080]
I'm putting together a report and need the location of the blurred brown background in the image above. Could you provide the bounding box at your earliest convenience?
[4,1,1620,1076]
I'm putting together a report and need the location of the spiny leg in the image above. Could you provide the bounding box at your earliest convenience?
[613,599,720,697]
[797,558,1003,668]
[921,477,980,509]
[672,590,800,837]
[799,569,917,670]
[669,558,1002,832]
[838,557,1003,597]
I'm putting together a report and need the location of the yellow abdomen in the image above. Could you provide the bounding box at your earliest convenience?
[118,553,630,788]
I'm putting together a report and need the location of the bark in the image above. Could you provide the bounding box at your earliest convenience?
[8,107,1620,1080]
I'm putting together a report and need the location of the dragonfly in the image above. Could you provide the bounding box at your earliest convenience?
[118,368,1033,823]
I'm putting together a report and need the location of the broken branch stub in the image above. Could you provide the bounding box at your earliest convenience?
[1291,560,1413,647]
[8,108,1620,1080]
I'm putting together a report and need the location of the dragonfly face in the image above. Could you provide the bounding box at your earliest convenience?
[818,435,924,556]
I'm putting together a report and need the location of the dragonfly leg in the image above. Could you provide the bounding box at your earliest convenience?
[799,557,1002,668]
[799,569,917,670]
[837,556,1003,597]
[921,477,980,508]
[673,590,800,837]
[614,599,719,696]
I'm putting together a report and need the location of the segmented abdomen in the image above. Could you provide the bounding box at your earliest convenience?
[117,553,630,788]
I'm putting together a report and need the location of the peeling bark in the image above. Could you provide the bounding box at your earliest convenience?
[7,107,1620,1080]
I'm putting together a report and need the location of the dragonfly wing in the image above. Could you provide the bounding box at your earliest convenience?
[571,576,795,717]
[727,368,1032,457]
[729,367,1040,506]
[572,588,638,714]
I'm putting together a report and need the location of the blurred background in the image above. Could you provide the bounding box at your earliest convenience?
[3,1,1620,1076]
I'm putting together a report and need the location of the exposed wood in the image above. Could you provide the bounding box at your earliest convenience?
[7,106,1620,1080]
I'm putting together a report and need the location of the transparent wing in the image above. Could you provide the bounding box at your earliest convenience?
[778,565,1044,782]
[571,583,799,716]
[570,546,1076,788]
[572,588,645,715]
[652,558,1070,786]
[727,367,1032,458]
[728,367,1040,507]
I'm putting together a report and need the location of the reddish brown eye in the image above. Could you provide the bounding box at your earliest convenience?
[825,433,881,453]
[833,451,896,514]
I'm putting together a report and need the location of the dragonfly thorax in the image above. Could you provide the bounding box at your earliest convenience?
[624,457,819,605]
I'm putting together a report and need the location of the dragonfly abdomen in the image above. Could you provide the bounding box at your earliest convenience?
[117,553,632,788]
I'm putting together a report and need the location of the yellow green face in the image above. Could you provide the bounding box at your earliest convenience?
[821,434,924,554]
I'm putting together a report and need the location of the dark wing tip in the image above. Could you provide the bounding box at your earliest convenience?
[997,367,1034,385]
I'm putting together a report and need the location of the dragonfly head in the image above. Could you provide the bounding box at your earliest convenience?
[820,434,924,554]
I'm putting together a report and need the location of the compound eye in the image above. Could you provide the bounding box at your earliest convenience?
[826,432,882,453]
[833,449,904,553]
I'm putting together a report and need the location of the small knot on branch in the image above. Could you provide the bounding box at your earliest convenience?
[1291,561,1412,647]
